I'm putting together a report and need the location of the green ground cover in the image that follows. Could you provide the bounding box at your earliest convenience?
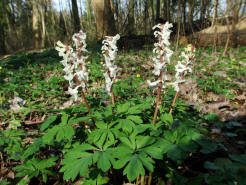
[0,46,246,185]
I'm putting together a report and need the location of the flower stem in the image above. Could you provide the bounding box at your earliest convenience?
[169,66,187,114]
[152,67,163,125]
[148,173,152,185]
[141,175,145,185]
[110,87,115,104]
[169,91,178,114]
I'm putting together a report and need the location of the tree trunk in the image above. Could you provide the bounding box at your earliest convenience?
[200,0,205,28]
[71,0,81,32]
[39,0,46,48]
[144,0,149,34]
[86,0,92,26]
[182,0,186,35]
[0,24,6,55]
[211,0,218,26]
[231,0,243,47]
[156,0,160,23]
[126,0,135,35]
[150,0,155,27]
[166,0,170,22]
[175,0,181,51]
[32,0,39,49]
[0,0,7,54]
[91,0,116,40]
[188,0,194,33]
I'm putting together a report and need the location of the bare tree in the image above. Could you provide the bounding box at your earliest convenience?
[156,0,160,22]
[126,0,135,35]
[91,0,116,40]
[212,0,218,26]
[71,0,81,32]
[175,0,181,51]
[188,0,195,33]
[32,0,39,48]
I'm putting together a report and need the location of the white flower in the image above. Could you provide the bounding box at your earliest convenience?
[102,34,120,96]
[56,31,89,100]
[147,80,161,87]
[148,22,173,89]
[68,85,80,100]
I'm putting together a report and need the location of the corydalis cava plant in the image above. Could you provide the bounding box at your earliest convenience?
[147,22,173,89]
[55,31,89,101]
[169,44,196,114]
[101,34,120,104]
[173,44,196,92]
[147,22,173,125]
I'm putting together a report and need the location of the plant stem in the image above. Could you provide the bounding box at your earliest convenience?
[169,65,187,114]
[169,91,178,114]
[81,90,92,115]
[141,175,145,185]
[152,69,163,125]
[148,172,152,185]
[110,86,115,104]
[136,175,140,185]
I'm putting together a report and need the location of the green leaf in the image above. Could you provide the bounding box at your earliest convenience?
[23,139,44,159]
[68,116,91,125]
[204,161,220,170]
[56,127,65,142]
[136,136,155,149]
[127,115,143,124]
[95,121,107,129]
[61,112,69,125]
[196,138,218,154]
[117,102,130,114]
[229,154,246,165]
[121,119,135,133]
[119,137,134,149]
[95,151,114,172]
[123,155,145,182]
[138,153,154,172]
[60,151,93,180]
[37,157,58,169]
[42,126,59,144]
[40,115,58,131]
[160,113,173,126]
[64,125,74,140]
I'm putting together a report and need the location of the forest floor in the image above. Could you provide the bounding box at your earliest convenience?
[0,45,246,185]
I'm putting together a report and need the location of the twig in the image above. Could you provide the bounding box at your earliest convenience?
[24,115,46,125]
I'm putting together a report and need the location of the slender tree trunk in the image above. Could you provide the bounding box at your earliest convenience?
[91,0,116,40]
[39,1,46,48]
[166,0,170,22]
[212,0,218,52]
[188,0,194,33]
[32,0,39,49]
[86,0,92,26]
[231,0,243,47]
[223,0,231,56]
[212,0,218,26]
[0,25,6,55]
[200,0,206,29]
[71,0,81,32]
[150,0,155,27]
[144,0,149,34]
[0,0,7,54]
[126,0,135,35]
[175,0,181,51]
[156,0,160,23]
[182,0,186,35]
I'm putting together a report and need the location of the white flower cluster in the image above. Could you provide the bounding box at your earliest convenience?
[55,30,89,100]
[172,44,196,92]
[147,22,173,89]
[101,34,120,95]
